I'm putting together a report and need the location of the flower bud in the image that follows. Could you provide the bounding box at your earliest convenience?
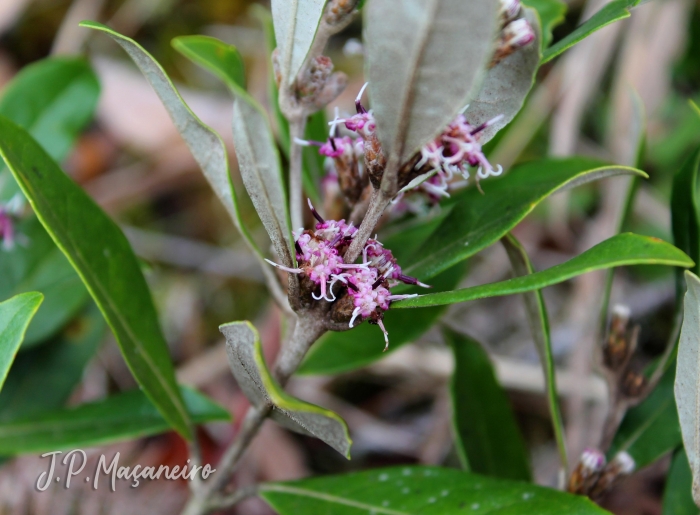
[568,448,606,495]
[589,452,635,500]
[499,0,521,24]
[503,18,536,48]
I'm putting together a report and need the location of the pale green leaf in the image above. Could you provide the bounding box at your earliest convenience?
[0,292,43,392]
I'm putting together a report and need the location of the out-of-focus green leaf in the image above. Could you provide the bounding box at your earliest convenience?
[0,302,105,421]
[671,148,700,293]
[501,234,567,470]
[675,271,700,506]
[0,57,99,201]
[221,321,351,458]
[260,466,612,514]
[397,234,692,309]
[0,292,43,392]
[0,387,229,455]
[365,0,498,173]
[541,0,639,64]
[446,329,531,481]
[404,158,647,280]
[171,35,246,94]
[465,7,541,144]
[609,366,681,468]
[663,449,697,515]
[0,114,192,439]
[271,0,326,86]
[690,100,700,119]
[298,262,466,375]
[81,22,262,262]
[302,110,327,204]
[523,0,567,49]
[0,218,89,348]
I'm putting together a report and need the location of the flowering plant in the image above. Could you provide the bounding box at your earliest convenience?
[0,0,699,514]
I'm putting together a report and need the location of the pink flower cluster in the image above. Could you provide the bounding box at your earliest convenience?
[266,200,428,348]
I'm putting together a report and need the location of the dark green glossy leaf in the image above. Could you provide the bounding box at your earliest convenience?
[260,466,611,514]
[404,158,647,280]
[0,114,192,439]
[501,234,567,469]
[541,0,639,64]
[446,329,531,481]
[397,234,692,309]
[0,302,105,421]
[523,0,567,49]
[0,217,89,347]
[671,148,700,292]
[663,449,697,515]
[0,292,43,391]
[298,262,466,376]
[609,366,681,468]
[0,57,99,201]
[221,321,351,457]
[0,387,229,455]
[171,35,246,94]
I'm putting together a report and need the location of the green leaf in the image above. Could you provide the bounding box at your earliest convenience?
[0,302,105,421]
[501,234,567,470]
[522,0,567,49]
[171,35,246,94]
[0,57,99,201]
[663,449,697,515]
[672,148,700,290]
[541,0,639,64]
[298,261,466,376]
[675,270,700,506]
[0,114,192,439]
[365,0,498,171]
[404,158,648,281]
[260,466,612,514]
[691,100,700,120]
[272,0,326,86]
[396,233,693,309]
[302,109,328,204]
[464,7,541,144]
[0,292,43,392]
[0,218,89,347]
[0,386,229,455]
[221,321,351,458]
[609,366,681,468]
[80,21,262,261]
[445,329,531,481]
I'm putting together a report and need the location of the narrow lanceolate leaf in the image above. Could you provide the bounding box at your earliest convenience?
[609,366,681,468]
[1,217,89,348]
[464,7,541,145]
[501,235,567,471]
[0,387,229,455]
[671,148,700,292]
[171,35,246,94]
[0,115,192,439]
[522,0,567,49]
[80,22,260,257]
[675,270,700,507]
[298,261,466,376]
[397,234,693,309]
[271,0,326,86]
[260,466,611,515]
[232,99,294,266]
[0,302,105,422]
[541,0,639,64]
[221,321,351,458]
[445,329,531,481]
[365,0,498,172]
[0,57,99,201]
[0,292,43,392]
[404,158,648,280]
[664,449,697,515]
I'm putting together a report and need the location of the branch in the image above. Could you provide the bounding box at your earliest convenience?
[344,189,392,263]
[289,117,308,231]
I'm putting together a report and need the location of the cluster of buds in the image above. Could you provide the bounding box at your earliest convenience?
[266,200,428,348]
[0,195,23,251]
[493,0,536,65]
[568,449,635,500]
[601,305,648,399]
[272,52,347,111]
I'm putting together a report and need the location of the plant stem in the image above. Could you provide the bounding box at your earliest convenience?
[344,189,391,263]
[289,117,308,231]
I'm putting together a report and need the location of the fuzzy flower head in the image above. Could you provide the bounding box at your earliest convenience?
[266,201,429,349]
